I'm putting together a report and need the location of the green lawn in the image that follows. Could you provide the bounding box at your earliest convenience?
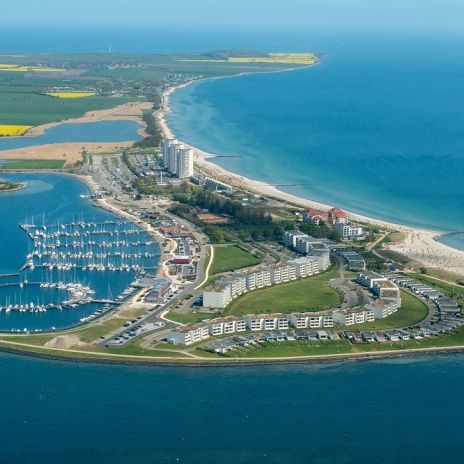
[225,269,342,316]
[210,245,262,275]
[347,291,428,330]
[0,159,65,170]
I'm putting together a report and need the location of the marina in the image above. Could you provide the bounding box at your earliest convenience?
[0,173,160,332]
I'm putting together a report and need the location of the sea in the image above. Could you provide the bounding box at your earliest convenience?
[167,35,464,250]
[2,352,464,464]
[1,28,464,463]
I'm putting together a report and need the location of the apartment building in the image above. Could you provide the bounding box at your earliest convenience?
[332,307,375,326]
[203,316,247,336]
[166,324,210,345]
[290,312,334,329]
[246,314,290,331]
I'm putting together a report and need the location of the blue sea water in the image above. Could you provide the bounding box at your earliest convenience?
[2,352,464,464]
[0,173,159,331]
[168,36,464,248]
[0,120,143,151]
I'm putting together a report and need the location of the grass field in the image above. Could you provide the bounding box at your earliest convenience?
[210,245,262,275]
[347,291,428,330]
[225,269,342,316]
[0,159,65,170]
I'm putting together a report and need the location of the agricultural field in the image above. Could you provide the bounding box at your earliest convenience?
[45,92,97,98]
[0,125,32,136]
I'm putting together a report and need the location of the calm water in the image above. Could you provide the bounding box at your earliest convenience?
[168,36,464,249]
[0,173,159,331]
[0,120,142,151]
[2,352,464,463]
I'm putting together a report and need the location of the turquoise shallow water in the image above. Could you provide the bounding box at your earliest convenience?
[0,120,142,151]
[168,36,464,249]
[2,352,464,463]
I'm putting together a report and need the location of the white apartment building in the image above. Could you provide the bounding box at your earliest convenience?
[202,284,233,309]
[309,249,331,271]
[364,299,400,319]
[176,147,194,178]
[203,316,247,336]
[290,312,334,329]
[166,324,210,345]
[246,268,272,291]
[372,280,401,303]
[336,222,365,239]
[246,314,290,331]
[332,307,375,326]
[288,257,319,278]
[283,230,307,248]
[271,263,297,285]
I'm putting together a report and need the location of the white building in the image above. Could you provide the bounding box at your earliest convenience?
[288,256,319,278]
[364,299,400,319]
[246,314,289,331]
[290,312,334,329]
[332,307,375,326]
[336,222,365,239]
[202,284,233,309]
[166,324,210,345]
[271,263,297,285]
[283,230,307,248]
[246,268,272,291]
[176,147,194,178]
[203,316,247,336]
[308,248,331,271]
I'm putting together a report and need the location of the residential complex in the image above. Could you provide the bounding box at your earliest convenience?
[282,231,331,269]
[202,256,320,309]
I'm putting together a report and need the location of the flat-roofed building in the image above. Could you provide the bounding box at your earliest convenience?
[372,280,401,302]
[364,299,400,319]
[290,312,334,329]
[283,230,307,248]
[166,324,210,345]
[246,268,272,291]
[203,316,247,336]
[246,314,289,331]
[202,284,233,309]
[333,307,375,326]
[271,263,297,285]
[308,248,331,271]
[288,256,319,278]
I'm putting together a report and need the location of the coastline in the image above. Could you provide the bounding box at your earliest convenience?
[157,75,464,276]
[3,337,464,367]
[0,181,27,192]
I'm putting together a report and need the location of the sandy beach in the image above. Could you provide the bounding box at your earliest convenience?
[157,80,464,276]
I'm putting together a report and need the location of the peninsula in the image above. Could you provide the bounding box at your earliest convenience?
[0,50,463,366]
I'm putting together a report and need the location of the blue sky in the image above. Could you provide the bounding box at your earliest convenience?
[3,0,464,33]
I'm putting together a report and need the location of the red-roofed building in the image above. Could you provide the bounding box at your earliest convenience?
[303,208,329,225]
[328,208,347,224]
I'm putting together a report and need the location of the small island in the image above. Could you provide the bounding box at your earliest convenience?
[0,180,26,192]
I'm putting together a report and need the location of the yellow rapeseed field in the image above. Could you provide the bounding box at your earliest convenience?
[46,92,97,99]
[0,64,66,72]
[228,53,317,65]
[0,125,33,136]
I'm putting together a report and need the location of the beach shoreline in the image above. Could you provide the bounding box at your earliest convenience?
[157,74,464,276]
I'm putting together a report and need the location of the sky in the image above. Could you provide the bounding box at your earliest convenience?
[3,0,464,34]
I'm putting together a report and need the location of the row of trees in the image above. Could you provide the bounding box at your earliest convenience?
[134,105,162,148]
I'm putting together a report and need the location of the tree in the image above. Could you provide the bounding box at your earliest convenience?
[238,230,248,241]
[251,229,261,241]
[211,230,225,243]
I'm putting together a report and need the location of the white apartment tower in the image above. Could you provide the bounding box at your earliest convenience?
[176,147,194,178]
